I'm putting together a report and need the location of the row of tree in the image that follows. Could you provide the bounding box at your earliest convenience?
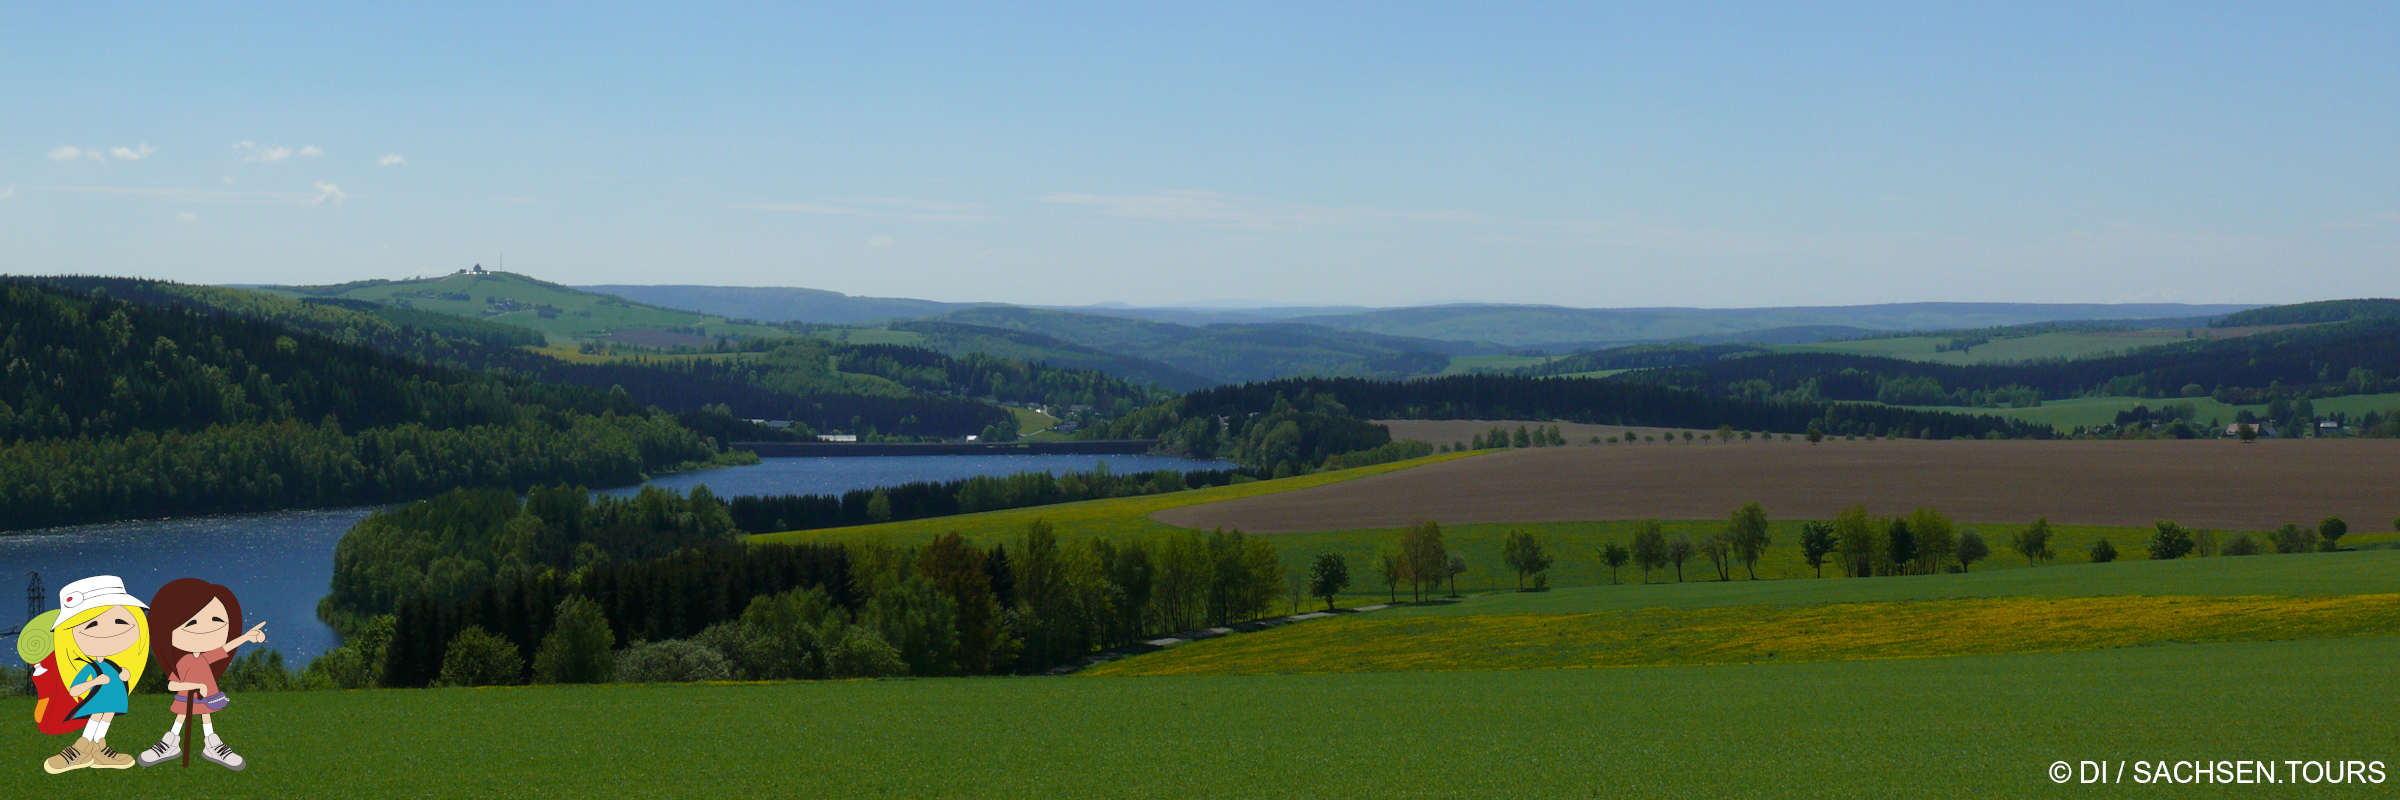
[722,463,1259,533]
[337,518,1296,687]
[1126,375,2049,445]
[0,413,734,531]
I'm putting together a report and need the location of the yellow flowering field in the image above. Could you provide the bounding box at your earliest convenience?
[1086,593,2400,676]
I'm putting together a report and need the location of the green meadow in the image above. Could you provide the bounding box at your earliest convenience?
[1091,550,2400,675]
[267,271,791,343]
[6,635,2391,798]
[14,455,2393,798]
[1899,392,2400,432]
[1777,329,2193,364]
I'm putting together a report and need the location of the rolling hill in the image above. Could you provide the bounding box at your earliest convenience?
[266,270,791,344]
[1291,302,2257,348]
[929,306,1489,384]
[579,284,980,325]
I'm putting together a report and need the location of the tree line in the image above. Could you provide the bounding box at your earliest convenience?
[0,280,763,529]
[1091,391,1403,475]
[1128,375,2046,443]
[723,463,1260,533]
[1625,318,2400,408]
[321,499,1295,687]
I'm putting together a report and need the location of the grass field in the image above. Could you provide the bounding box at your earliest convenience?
[19,451,2391,797]
[1899,392,2400,432]
[1004,406,1058,437]
[748,450,1484,548]
[1774,325,2295,365]
[1431,353,1557,376]
[1091,550,2400,675]
[6,635,2391,798]
[266,271,791,343]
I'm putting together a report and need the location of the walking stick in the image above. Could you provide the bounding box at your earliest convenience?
[180,690,193,767]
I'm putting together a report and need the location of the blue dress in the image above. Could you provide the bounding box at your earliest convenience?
[68,660,129,718]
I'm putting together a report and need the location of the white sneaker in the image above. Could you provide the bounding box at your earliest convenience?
[200,735,245,771]
[135,734,181,767]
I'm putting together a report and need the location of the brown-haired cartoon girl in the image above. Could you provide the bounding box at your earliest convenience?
[135,578,265,771]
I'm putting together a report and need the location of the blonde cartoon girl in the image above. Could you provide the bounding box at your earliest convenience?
[34,575,152,774]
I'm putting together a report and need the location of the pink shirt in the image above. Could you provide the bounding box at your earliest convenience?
[172,649,229,696]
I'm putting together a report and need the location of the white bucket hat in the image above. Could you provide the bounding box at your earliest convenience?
[51,575,147,629]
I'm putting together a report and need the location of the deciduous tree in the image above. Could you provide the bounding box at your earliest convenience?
[1834,506,1877,577]
[1309,554,1350,611]
[2318,516,2348,551]
[1600,543,1629,584]
[1629,521,1667,584]
[1955,531,1990,572]
[1399,520,1448,601]
[2012,517,2055,565]
[1727,502,1771,579]
[2269,523,2319,554]
[1798,521,1837,578]
[1501,531,1553,589]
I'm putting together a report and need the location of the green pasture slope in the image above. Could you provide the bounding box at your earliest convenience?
[1775,328,2199,365]
[1899,391,2400,432]
[1092,549,2400,675]
[265,271,790,343]
[3,636,2389,798]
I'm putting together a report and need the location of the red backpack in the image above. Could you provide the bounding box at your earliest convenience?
[30,654,87,736]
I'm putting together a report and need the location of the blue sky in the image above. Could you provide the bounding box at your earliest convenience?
[4,1,2395,307]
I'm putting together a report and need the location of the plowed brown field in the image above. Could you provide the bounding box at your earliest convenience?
[1155,435,2400,532]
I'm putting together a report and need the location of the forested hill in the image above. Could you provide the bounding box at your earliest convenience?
[36,277,1164,439]
[1091,374,2045,473]
[927,306,1476,385]
[2211,299,2400,328]
[0,280,739,530]
[1620,317,2400,406]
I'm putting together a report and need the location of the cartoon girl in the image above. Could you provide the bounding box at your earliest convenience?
[135,578,265,771]
[36,575,151,774]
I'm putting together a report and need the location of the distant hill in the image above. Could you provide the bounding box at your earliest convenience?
[267,271,790,343]
[893,320,1216,391]
[1291,302,2258,348]
[2212,299,2400,328]
[580,284,980,325]
[0,278,737,529]
[1670,324,1881,346]
[1623,317,2400,408]
[929,306,1488,384]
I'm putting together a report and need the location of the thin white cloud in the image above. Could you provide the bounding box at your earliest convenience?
[731,197,990,221]
[175,211,199,223]
[378,153,407,167]
[868,234,895,249]
[48,146,101,162]
[36,183,346,206]
[108,143,157,161]
[1040,189,1480,231]
[310,181,347,206]
[0,185,14,201]
[732,202,857,215]
[234,140,318,163]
